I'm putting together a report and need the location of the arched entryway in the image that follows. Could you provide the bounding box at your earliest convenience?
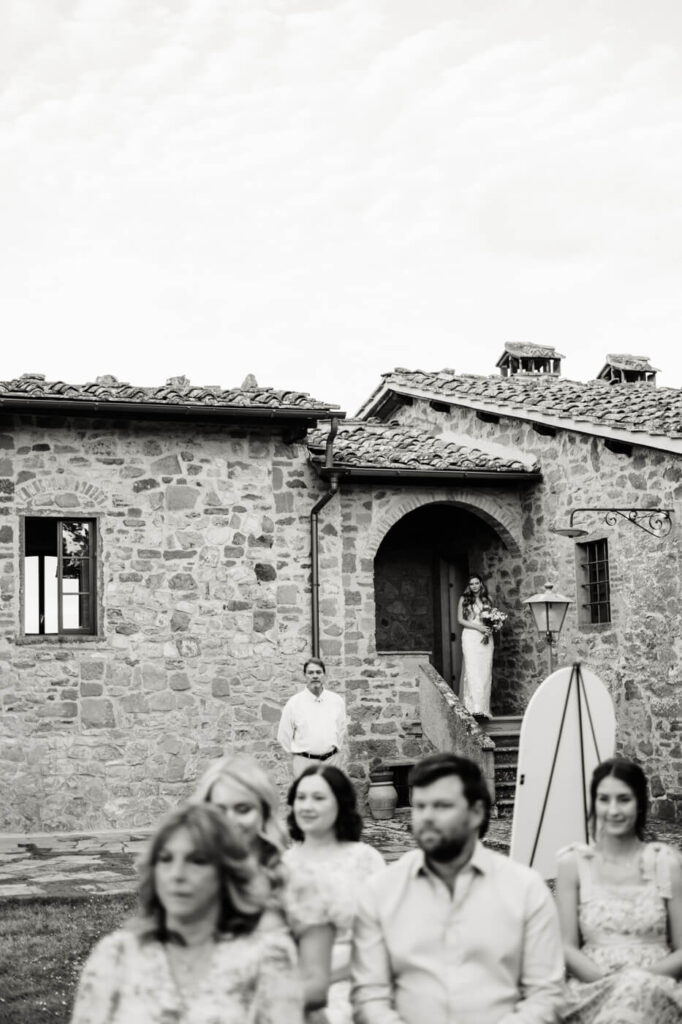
[374,503,512,708]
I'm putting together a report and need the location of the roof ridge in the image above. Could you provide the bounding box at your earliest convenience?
[0,374,340,413]
[372,369,682,442]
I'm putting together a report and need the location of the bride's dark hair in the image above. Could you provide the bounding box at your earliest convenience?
[461,573,491,620]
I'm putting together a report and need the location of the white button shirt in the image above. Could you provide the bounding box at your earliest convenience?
[351,843,565,1024]
[277,686,347,756]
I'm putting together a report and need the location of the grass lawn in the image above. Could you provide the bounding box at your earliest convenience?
[0,893,136,1024]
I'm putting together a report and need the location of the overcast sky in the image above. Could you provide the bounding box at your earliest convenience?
[2,0,682,414]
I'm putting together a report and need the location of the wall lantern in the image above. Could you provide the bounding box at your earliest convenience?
[551,507,672,539]
[523,582,572,674]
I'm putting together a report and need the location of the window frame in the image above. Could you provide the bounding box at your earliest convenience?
[21,515,100,639]
[576,536,611,627]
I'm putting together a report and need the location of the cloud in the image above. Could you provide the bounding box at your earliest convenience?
[1,0,682,407]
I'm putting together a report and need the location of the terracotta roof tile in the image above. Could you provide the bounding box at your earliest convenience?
[308,421,539,474]
[0,374,339,415]
[500,342,564,359]
[603,354,659,373]
[376,370,682,439]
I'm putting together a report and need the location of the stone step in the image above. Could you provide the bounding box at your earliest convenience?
[496,798,515,818]
[481,715,522,737]
[492,748,519,767]
[489,719,521,817]
[491,733,520,747]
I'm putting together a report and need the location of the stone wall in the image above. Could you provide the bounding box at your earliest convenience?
[306,479,535,795]
[391,397,682,818]
[4,390,681,829]
[0,414,324,830]
[0,414,458,832]
[329,481,537,717]
[306,486,431,790]
[418,663,495,798]
[345,652,435,784]
[375,546,434,653]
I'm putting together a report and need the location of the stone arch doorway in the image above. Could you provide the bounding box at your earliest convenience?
[374,503,510,703]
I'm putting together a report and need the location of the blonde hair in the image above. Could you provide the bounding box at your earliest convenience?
[134,803,267,938]
[192,753,288,859]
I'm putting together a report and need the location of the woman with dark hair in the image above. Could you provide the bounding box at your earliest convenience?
[70,803,302,1024]
[192,753,335,1014]
[457,573,494,718]
[556,758,682,1023]
[285,765,385,1024]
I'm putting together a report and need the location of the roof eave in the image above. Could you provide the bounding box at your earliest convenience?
[0,395,345,426]
[315,465,541,483]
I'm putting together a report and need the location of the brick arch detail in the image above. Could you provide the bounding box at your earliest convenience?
[363,489,522,560]
[16,476,109,510]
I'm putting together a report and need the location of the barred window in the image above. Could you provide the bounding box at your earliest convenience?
[577,538,611,625]
[24,518,97,636]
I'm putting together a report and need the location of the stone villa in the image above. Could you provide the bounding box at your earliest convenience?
[1,345,681,831]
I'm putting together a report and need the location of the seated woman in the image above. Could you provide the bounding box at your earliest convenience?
[192,753,334,1013]
[70,803,302,1024]
[285,765,385,1024]
[555,757,682,1024]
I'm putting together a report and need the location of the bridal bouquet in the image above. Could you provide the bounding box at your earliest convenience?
[480,607,507,644]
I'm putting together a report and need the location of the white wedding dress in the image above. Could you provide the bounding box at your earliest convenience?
[461,599,493,717]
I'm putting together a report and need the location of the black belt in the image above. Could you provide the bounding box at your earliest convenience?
[296,748,337,761]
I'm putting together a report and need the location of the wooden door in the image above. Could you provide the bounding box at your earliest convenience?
[437,558,468,693]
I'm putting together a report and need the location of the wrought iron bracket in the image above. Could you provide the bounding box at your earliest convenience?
[554,507,672,539]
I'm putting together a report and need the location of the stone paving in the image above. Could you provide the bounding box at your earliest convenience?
[0,828,153,899]
[0,811,512,900]
[2,814,681,901]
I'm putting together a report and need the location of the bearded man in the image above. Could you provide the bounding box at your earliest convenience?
[351,753,565,1024]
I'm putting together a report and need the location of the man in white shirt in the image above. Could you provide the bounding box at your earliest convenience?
[351,753,565,1024]
[277,657,348,777]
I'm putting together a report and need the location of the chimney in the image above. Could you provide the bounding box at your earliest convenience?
[496,342,563,378]
[596,354,658,384]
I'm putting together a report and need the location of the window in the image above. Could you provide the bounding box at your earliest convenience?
[24,518,97,635]
[577,538,611,625]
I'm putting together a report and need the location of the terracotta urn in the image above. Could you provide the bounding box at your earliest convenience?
[367,768,398,820]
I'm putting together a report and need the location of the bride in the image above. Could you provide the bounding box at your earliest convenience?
[457,573,494,718]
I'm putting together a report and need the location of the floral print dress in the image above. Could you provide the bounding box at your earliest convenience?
[561,842,682,1024]
[283,841,385,1024]
[70,927,302,1024]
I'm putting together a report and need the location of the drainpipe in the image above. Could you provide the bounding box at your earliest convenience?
[310,418,340,657]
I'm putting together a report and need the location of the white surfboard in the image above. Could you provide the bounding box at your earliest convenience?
[509,662,616,880]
